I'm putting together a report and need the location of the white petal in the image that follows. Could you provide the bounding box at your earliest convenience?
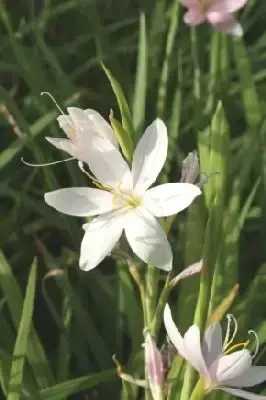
[132,119,168,193]
[183,325,210,380]
[144,183,201,217]
[124,207,172,271]
[222,366,266,388]
[163,304,186,357]
[202,322,223,369]
[80,211,124,271]
[87,136,132,189]
[44,188,114,217]
[67,107,91,130]
[57,115,76,139]
[221,387,266,400]
[46,137,78,157]
[84,109,118,148]
[215,350,252,383]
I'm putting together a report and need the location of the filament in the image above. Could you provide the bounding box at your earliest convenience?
[41,91,65,115]
[248,330,260,359]
[223,314,238,351]
[21,156,75,167]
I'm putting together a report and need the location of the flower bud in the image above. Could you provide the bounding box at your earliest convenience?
[144,331,165,400]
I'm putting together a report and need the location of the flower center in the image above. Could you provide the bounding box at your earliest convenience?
[112,183,142,209]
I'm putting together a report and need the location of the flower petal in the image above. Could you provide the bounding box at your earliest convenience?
[221,387,266,400]
[210,0,247,13]
[144,183,201,217]
[46,137,78,157]
[163,304,186,357]
[84,109,118,148]
[124,207,172,271]
[57,115,76,139]
[222,366,266,388]
[80,211,124,271]
[132,119,168,193]
[202,322,223,369]
[215,350,252,383]
[44,188,114,217]
[183,325,210,380]
[184,9,205,25]
[87,136,132,188]
[207,12,243,36]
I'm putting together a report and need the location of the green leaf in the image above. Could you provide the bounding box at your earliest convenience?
[7,259,37,400]
[132,12,147,136]
[102,64,135,154]
[40,370,116,400]
[0,251,54,387]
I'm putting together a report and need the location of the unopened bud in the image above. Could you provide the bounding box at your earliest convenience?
[180,151,199,184]
[144,330,165,400]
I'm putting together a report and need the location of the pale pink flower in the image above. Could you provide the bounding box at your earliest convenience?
[181,0,247,36]
[164,305,266,400]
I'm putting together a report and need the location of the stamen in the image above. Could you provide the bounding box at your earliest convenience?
[248,330,260,359]
[78,161,96,181]
[41,92,65,115]
[21,156,75,167]
[223,314,238,351]
[223,341,249,355]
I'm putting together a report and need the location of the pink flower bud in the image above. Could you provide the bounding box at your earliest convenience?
[144,331,165,400]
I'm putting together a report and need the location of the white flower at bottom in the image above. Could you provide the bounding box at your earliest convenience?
[164,304,266,400]
[45,119,201,271]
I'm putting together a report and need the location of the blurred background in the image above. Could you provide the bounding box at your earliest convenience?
[0,0,266,399]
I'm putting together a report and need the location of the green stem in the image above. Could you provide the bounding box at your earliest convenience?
[189,379,205,400]
[145,265,159,326]
[190,28,201,100]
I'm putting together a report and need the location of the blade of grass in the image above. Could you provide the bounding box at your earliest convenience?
[7,259,37,400]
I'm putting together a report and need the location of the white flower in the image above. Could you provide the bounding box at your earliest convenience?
[46,107,118,164]
[45,119,201,271]
[164,304,266,400]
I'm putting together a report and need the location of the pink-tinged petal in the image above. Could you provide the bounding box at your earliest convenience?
[183,325,210,380]
[170,260,203,286]
[80,211,124,271]
[207,12,243,36]
[221,387,266,400]
[210,0,247,13]
[184,9,205,25]
[215,350,252,383]
[44,188,114,217]
[124,207,172,271]
[202,322,223,370]
[222,366,266,388]
[143,183,201,217]
[144,331,165,400]
[87,136,132,189]
[132,119,168,194]
[163,304,186,358]
[180,0,200,7]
